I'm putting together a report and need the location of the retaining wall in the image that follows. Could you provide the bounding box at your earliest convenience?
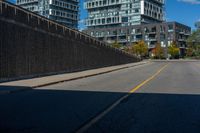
[0,1,139,82]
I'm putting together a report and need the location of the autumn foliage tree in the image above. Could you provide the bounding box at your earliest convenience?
[130,41,148,58]
[110,41,122,49]
[186,29,200,57]
[168,42,180,59]
[152,43,164,59]
[186,47,194,57]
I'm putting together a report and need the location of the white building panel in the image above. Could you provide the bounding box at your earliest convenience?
[141,0,144,15]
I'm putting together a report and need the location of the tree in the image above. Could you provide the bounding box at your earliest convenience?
[187,29,200,44]
[124,46,131,53]
[131,40,148,57]
[168,42,179,59]
[152,43,164,59]
[110,41,122,49]
[186,47,194,57]
[186,29,200,57]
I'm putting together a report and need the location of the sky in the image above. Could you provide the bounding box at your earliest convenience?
[8,0,200,30]
[165,0,200,30]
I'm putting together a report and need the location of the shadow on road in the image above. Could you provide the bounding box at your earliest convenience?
[0,85,200,133]
[0,86,32,94]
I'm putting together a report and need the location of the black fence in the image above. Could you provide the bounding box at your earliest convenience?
[0,1,139,82]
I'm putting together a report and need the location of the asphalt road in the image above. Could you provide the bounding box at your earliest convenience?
[0,61,200,133]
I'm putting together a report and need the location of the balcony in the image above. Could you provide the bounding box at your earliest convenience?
[85,0,121,9]
[95,34,104,37]
[178,38,185,42]
[179,31,185,34]
[17,0,38,5]
[106,34,117,37]
[118,39,128,43]
[135,32,142,35]
[148,31,156,35]
[179,45,186,49]
[118,33,126,37]
[107,40,115,44]
[148,45,155,49]
[184,33,190,36]
[85,17,122,27]
[152,0,165,5]
[168,29,174,32]
[131,39,142,42]
[149,38,157,42]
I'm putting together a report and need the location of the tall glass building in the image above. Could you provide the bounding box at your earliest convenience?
[83,0,192,57]
[84,0,165,29]
[17,0,79,29]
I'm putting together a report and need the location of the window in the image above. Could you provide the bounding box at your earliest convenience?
[122,17,128,22]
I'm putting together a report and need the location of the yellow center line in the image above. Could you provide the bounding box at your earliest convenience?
[129,63,169,93]
[76,63,169,133]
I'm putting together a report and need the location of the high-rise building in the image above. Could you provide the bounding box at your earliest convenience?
[84,0,165,29]
[83,0,192,58]
[17,0,79,29]
[83,22,191,57]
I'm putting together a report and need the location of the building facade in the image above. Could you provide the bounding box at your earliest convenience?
[84,0,165,28]
[83,22,191,57]
[17,0,79,28]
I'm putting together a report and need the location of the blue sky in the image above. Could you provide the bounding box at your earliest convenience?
[8,0,200,30]
[165,0,200,29]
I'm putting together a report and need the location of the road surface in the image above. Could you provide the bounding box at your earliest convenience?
[0,61,200,133]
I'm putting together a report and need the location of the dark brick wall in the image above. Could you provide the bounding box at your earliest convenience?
[0,1,139,82]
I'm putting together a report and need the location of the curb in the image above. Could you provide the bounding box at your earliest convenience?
[32,61,149,88]
[0,61,149,94]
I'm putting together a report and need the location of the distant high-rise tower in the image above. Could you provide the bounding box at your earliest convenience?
[84,0,165,29]
[17,0,79,29]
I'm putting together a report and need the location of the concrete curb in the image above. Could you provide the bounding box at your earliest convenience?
[32,61,149,88]
[0,61,149,94]
[150,59,200,62]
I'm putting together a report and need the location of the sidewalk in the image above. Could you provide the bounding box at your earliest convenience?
[0,61,149,94]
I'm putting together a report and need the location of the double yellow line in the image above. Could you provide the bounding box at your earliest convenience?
[130,63,169,93]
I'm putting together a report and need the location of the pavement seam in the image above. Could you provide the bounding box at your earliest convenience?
[0,61,149,94]
[74,63,169,133]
